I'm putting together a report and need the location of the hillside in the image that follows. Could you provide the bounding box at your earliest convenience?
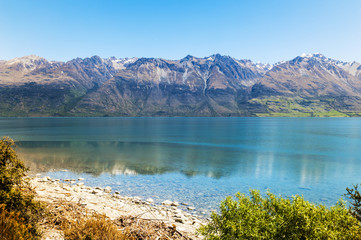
[1,53,361,116]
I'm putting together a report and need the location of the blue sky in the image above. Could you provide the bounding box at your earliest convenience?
[0,0,360,63]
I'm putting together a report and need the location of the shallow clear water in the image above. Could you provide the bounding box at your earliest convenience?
[1,117,361,215]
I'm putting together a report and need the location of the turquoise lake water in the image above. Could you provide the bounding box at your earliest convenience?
[1,117,361,215]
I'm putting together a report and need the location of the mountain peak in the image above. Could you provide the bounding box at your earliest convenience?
[300,53,326,59]
[180,55,195,62]
[8,55,47,63]
[6,55,48,71]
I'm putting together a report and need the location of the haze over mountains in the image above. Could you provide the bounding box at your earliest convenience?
[1,53,361,117]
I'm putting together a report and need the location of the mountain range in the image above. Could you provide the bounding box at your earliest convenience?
[1,53,361,117]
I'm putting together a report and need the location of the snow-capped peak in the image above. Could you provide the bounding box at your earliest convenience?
[6,55,48,71]
[300,53,326,59]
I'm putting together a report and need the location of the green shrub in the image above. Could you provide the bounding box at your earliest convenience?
[199,190,361,239]
[0,137,44,239]
[0,137,28,192]
[345,184,361,222]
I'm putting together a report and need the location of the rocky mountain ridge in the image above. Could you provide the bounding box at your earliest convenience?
[1,53,361,116]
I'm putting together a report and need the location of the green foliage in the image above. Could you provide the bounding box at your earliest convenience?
[250,97,350,117]
[0,137,28,191]
[0,137,44,239]
[199,190,361,239]
[345,184,361,222]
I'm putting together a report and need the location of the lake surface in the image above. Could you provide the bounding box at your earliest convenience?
[1,117,361,215]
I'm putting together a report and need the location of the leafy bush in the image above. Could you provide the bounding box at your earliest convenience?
[63,213,134,240]
[199,190,361,239]
[0,137,28,192]
[345,184,361,222]
[0,204,33,240]
[0,137,44,239]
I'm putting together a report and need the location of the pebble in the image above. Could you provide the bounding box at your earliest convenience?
[78,178,84,181]
[92,189,101,195]
[40,177,49,182]
[30,176,205,236]
[104,186,112,193]
[175,217,186,223]
[171,201,179,207]
[162,200,173,206]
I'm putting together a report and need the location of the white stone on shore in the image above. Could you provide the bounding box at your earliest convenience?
[187,206,195,211]
[162,200,173,206]
[63,186,72,191]
[40,177,49,182]
[30,176,204,239]
[104,186,112,193]
[171,201,179,207]
[92,189,102,195]
[132,196,141,204]
[78,178,84,181]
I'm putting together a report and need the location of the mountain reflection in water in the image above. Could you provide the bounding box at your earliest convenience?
[16,139,355,187]
[2,117,361,209]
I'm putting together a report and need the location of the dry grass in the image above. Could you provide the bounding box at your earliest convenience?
[116,216,192,240]
[63,213,134,240]
[42,199,193,240]
[0,204,33,240]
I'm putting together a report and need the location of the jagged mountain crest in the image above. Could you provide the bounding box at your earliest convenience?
[1,53,361,116]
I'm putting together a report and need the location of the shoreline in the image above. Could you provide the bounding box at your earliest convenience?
[30,176,206,239]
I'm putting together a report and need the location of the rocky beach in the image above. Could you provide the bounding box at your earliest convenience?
[30,176,205,239]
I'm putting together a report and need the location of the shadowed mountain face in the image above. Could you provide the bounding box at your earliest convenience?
[1,53,361,116]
